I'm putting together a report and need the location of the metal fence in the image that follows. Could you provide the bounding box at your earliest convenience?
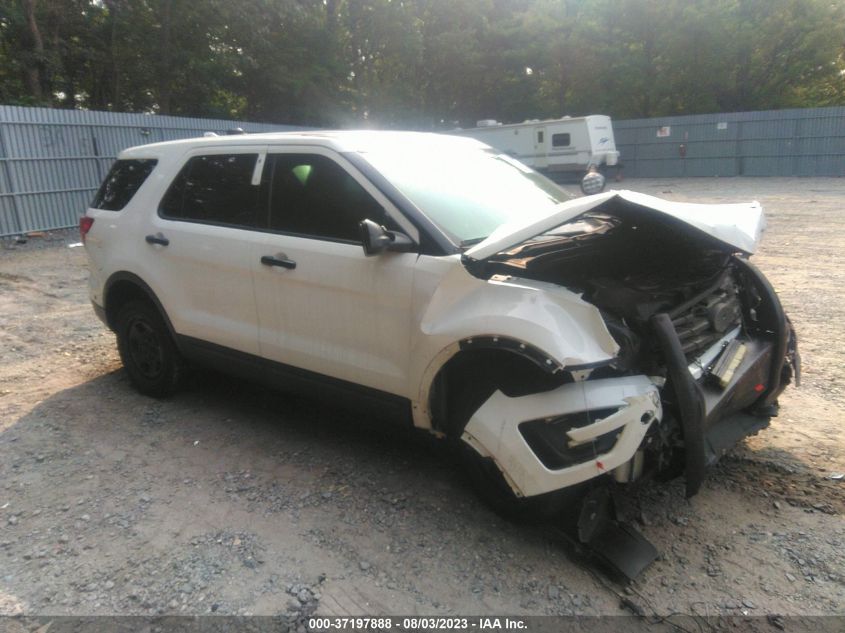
[614,106,845,179]
[0,106,304,237]
[4,105,844,236]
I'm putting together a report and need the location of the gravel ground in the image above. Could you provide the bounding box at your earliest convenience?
[0,178,843,623]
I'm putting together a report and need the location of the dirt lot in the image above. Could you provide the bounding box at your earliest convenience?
[1,177,843,622]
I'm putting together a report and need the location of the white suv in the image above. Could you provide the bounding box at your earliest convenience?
[82,131,799,515]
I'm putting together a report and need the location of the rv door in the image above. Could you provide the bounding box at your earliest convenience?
[533,126,548,169]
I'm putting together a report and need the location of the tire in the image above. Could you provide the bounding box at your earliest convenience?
[115,299,185,397]
[448,369,586,521]
[456,431,588,522]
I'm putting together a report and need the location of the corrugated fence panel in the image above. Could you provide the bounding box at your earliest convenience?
[0,197,18,236]
[0,105,307,237]
[615,106,845,179]
[17,190,94,232]
[11,157,101,193]
[0,160,10,191]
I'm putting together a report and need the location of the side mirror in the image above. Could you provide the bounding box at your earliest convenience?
[359,219,415,256]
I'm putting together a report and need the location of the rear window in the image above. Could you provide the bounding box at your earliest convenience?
[91,159,157,210]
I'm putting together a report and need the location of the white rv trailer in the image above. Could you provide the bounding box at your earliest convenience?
[455,115,620,179]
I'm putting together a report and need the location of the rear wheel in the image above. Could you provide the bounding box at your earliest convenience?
[115,299,185,397]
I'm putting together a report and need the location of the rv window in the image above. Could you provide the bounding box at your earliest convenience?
[537,131,544,144]
[552,133,571,147]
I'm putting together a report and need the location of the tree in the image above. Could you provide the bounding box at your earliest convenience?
[0,0,842,123]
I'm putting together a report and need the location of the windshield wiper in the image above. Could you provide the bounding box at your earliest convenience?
[460,236,487,248]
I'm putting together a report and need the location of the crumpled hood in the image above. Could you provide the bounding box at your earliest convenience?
[463,190,766,261]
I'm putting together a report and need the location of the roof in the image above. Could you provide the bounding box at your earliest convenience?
[119,130,489,159]
[457,115,611,133]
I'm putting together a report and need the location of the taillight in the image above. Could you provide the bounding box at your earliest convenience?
[79,216,94,243]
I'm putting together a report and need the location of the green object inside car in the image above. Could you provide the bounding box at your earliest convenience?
[292,164,312,185]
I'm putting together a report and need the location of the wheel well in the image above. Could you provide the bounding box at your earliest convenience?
[429,349,570,437]
[104,277,164,332]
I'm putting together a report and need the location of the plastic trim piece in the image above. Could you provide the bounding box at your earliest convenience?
[458,336,564,373]
[733,257,790,407]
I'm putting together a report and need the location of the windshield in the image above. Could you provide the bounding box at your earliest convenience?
[359,146,574,244]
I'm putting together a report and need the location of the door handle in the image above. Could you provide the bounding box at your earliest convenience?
[260,254,297,270]
[145,233,169,246]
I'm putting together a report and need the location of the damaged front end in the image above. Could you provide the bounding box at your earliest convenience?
[460,191,800,499]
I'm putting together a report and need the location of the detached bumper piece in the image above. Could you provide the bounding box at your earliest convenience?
[575,487,658,581]
[650,258,797,498]
[462,376,662,498]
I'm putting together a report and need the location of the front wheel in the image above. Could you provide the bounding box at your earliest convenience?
[449,373,586,521]
[455,436,589,521]
[115,300,185,397]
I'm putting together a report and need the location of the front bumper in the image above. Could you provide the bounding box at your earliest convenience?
[461,259,798,500]
[462,376,661,498]
[651,258,799,497]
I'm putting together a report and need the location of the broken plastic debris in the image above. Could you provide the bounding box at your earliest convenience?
[826,473,844,481]
[68,242,83,248]
[193,440,200,446]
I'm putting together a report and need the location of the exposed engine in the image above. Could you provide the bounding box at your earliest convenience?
[476,208,749,375]
[668,273,742,358]
[459,193,797,504]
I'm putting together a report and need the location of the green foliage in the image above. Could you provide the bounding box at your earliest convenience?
[0,0,842,124]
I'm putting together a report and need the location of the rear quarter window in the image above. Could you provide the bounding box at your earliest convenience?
[91,159,158,210]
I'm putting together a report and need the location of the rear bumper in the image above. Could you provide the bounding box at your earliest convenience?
[599,150,620,166]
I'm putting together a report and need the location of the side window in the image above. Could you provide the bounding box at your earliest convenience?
[552,133,571,148]
[160,153,260,228]
[91,159,157,210]
[267,154,385,242]
[537,131,544,144]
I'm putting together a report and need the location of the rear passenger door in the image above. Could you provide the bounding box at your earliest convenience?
[144,146,268,355]
[251,147,417,396]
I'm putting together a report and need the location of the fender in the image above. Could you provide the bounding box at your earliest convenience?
[103,271,180,343]
[409,265,621,429]
[419,268,618,366]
